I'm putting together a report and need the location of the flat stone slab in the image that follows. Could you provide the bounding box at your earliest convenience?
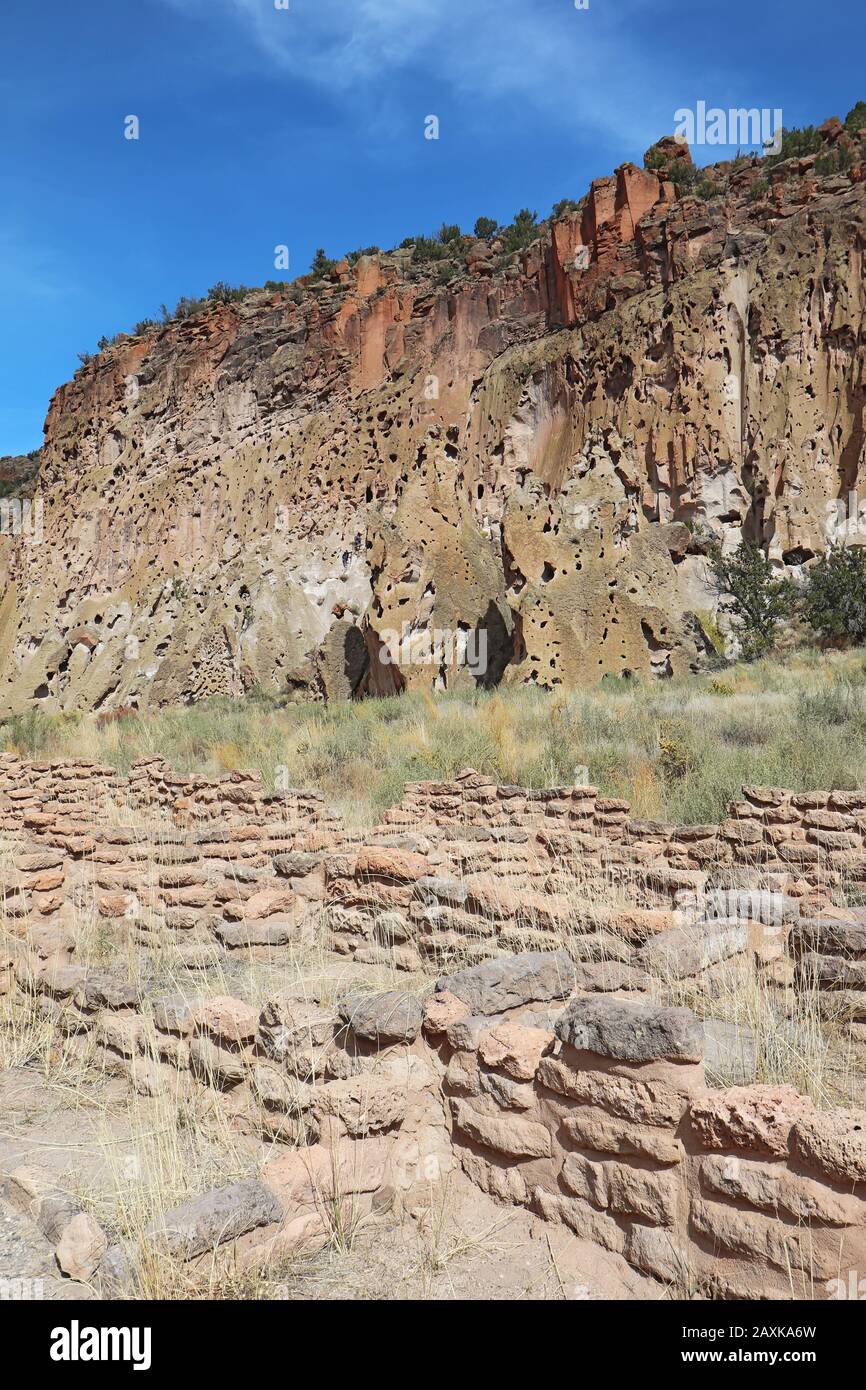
[146,1180,282,1259]
[215,920,294,948]
[638,922,747,980]
[700,889,800,925]
[272,852,321,878]
[436,950,574,1016]
[339,991,423,1045]
[790,919,866,956]
[555,996,704,1063]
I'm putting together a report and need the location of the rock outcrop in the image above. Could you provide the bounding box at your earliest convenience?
[2,124,866,711]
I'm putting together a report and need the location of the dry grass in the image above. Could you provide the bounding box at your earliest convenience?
[656,954,859,1107]
[2,648,866,827]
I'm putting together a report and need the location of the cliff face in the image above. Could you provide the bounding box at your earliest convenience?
[1,138,865,714]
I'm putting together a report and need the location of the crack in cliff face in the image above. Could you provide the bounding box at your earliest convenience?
[2,153,866,712]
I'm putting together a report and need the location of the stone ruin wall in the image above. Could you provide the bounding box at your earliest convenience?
[3,755,866,1005]
[0,752,338,832]
[2,755,866,1296]
[5,753,866,881]
[1,936,865,1300]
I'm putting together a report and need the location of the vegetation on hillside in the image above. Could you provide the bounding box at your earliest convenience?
[707,540,796,660]
[73,98,865,385]
[804,544,866,645]
[708,535,866,659]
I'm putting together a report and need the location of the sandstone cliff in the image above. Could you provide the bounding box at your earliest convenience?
[2,126,865,713]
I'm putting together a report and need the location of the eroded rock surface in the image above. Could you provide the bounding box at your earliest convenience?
[3,125,866,711]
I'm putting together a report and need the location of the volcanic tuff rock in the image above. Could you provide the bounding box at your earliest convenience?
[2,131,866,712]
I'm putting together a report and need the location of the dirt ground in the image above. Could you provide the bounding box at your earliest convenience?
[0,1066,661,1302]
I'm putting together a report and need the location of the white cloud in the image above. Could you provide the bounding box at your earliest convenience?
[161,0,683,148]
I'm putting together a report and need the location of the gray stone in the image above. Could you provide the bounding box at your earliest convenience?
[338,991,423,1045]
[414,875,468,906]
[373,911,412,945]
[174,943,223,969]
[554,996,703,1063]
[272,852,321,878]
[791,919,866,957]
[215,920,293,948]
[816,990,866,1022]
[446,1013,504,1052]
[146,1180,283,1260]
[164,907,201,931]
[78,973,139,1011]
[97,1242,136,1297]
[638,922,747,980]
[257,994,335,1060]
[436,950,574,1016]
[42,965,87,999]
[152,993,198,1035]
[251,1064,314,1113]
[624,1223,690,1284]
[479,1069,535,1111]
[38,1192,84,1244]
[518,1007,566,1032]
[798,951,866,990]
[189,1035,248,1085]
[569,931,633,964]
[700,889,799,925]
[572,960,649,993]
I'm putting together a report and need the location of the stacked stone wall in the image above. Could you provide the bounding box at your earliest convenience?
[2,933,864,1300]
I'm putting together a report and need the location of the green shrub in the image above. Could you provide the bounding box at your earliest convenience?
[695,608,726,656]
[347,246,380,263]
[668,159,696,189]
[803,544,866,645]
[845,101,866,133]
[437,223,462,244]
[694,178,722,201]
[708,540,796,661]
[815,145,854,176]
[643,144,667,171]
[473,216,498,240]
[500,209,539,253]
[173,295,207,320]
[206,281,250,304]
[797,681,866,730]
[96,332,129,352]
[658,724,694,782]
[310,248,337,278]
[551,198,580,219]
[764,125,822,167]
[411,236,449,263]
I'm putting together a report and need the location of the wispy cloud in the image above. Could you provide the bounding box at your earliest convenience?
[159,0,688,149]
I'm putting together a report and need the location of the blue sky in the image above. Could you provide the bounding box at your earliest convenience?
[1,0,864,455]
